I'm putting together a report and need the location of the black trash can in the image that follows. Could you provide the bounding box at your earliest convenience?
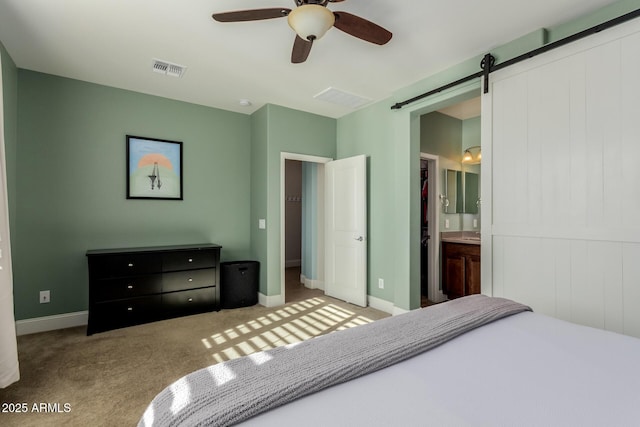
[220,261,259,309]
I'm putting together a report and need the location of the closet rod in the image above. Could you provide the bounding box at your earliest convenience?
[390,7,640,111]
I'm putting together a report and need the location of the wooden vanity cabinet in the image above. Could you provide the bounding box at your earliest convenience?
[441,242,480,299]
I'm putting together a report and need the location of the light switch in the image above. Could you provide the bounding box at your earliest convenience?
[258,219,266,229]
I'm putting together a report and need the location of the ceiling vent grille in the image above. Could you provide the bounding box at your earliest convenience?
[313,87,372,109]
[152,59,187,78]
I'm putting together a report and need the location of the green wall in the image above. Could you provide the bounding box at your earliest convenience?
[420,112,462,161]
[251,104,336,298]
[462,116,481,152]
[13,70,251,320]
[337,100,396,303]
[249,106,269,295]
[301,162,318,280]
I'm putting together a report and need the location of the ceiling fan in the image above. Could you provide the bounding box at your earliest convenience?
[212,0,392,64]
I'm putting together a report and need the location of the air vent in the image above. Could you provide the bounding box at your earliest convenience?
[152,59,187,78]
[313,87,372,109]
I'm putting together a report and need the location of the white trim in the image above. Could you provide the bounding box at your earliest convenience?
[258,292,285,308]
[367,295,395,315]
[392,306,410,316]
[16,311,88,336]
[301,274,324,290]
[280,152,332,304]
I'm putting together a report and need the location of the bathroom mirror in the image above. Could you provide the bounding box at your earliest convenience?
[464,172,479,214]
[445,169,480,214]
[444,169,461,213]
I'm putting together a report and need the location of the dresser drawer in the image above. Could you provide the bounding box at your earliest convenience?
[162,268,216,293]
[90,295,162,332]
[162,250,217,272]
[93,274,162,302]
[162,287,215,316]
[90,253,162,278]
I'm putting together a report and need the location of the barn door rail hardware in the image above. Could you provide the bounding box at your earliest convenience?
[391,7,640,111]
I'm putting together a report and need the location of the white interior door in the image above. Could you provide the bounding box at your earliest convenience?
[325,155,367,307]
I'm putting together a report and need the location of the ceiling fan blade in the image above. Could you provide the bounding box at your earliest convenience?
[291,35,313,64]
[212,8,291,22]
[332,12,392,45]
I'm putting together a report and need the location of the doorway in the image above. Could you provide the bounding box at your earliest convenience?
[280,153,368,307]
[420,154,444,305]
[419,96,481,305]
[280,152,332,304]
[283,159,326,303]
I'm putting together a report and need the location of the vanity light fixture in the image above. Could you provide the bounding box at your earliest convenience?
[462,146,481,164]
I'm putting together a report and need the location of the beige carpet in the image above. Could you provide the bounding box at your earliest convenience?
[0,282,388,427]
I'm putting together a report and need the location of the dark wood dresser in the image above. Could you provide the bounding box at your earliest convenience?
[86,243,221,335]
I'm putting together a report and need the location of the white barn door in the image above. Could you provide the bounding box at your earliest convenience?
[483,18,640,338]
[325,155,367,307]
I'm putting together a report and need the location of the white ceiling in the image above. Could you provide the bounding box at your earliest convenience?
[438,97,481,120]
[0,0,618,119]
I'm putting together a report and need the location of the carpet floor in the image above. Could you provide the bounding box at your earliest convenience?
[0,279,389,426]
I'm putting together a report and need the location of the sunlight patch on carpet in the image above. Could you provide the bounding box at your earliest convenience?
[204,297,375,363]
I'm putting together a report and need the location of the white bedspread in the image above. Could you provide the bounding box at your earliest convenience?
[240,311,640,427]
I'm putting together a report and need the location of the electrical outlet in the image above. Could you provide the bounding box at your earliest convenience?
[445,219,450,229]
[378,278,384,289]
[40,290,50,304]
[258,219,266,229]
[473,219,478,228]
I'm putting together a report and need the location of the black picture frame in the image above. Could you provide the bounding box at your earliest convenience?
[126,135,183,200]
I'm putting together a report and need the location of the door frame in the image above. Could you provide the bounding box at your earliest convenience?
[280,152,332,302]
[420,153,447,303]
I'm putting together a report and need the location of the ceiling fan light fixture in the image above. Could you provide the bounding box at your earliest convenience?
[287,5,335,41]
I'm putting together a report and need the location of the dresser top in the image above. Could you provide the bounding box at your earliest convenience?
[86,243,222,256]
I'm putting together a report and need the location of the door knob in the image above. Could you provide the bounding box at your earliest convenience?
[355,236,364,241]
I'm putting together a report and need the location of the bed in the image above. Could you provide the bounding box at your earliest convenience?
[139,295,640,426]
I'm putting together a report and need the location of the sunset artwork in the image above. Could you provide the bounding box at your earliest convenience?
[126,136,183,199]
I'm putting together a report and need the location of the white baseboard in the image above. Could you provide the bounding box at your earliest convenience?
[258,292,285,308]
[392,306,410,316]
[16,311,88,336]
[367,295,395,315]
[300,274,324,290]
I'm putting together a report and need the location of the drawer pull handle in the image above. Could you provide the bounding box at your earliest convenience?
[128,263,134,267]
[127,307,133,311]
[127,285,133,289]
[188,298,193,302]
[188,278,193,282]
[188,258,193,263]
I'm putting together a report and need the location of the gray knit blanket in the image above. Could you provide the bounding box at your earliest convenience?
[139,295,530,427]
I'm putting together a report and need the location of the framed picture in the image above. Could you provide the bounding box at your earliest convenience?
[126,135,183,200]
